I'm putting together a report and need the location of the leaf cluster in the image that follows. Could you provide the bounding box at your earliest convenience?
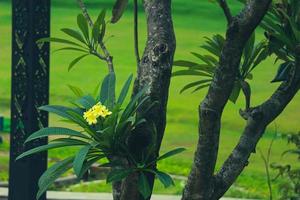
[173,33,268,104]
[17,73,185,200]
[37,10,107,71]
[261,0,300,82]
[271,132,300,199]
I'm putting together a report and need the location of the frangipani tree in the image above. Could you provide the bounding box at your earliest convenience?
[16,0,300,200]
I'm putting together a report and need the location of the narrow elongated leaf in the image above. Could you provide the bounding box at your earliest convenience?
[53,47,88,54]
[100,72,116,109]
[37,37,83,48]
[77,14,90,43]
[271,62,293,83]
[37,157,74,199]
[73,145,92,177]
[16,141,85,160]
[68,54,89,71]
[76,95,96,109]
[39,105,87,127]
[243,33,255,70]
[241,81,251,109]
[229,81,241,104]
[106,168,133,183]
[172,70,212,77]
[191,84,211,93]
[138,172,152,199]
[180,79,212,94]
[78,155,105,178]
[25,127,90,143]
[93,10,106,43]
[120,86,149,122]
[117,74,133,105]
[154,170,174,188]
[111,0,128,23]
[157,148,186,162]
[173,60,200,68]
[191,52,218,66]
[61,28,86,44]
[68,85,84,97]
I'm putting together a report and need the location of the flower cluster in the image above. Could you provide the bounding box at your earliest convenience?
[83,102,112,125]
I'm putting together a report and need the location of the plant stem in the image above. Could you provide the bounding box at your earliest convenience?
[76,0,115,73]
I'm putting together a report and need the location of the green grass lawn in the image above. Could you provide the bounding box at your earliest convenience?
[0,0,300,199]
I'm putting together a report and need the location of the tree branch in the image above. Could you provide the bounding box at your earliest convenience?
[213,56,300,199]
[182,1,272,199]
[218,0,232,24]
[134,0,140,65]
[76,0,114,73]
[77,0,93,27]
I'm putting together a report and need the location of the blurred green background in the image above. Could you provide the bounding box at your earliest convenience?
[0,0,299,199]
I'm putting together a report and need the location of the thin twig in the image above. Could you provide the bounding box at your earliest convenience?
[100,41,114,73]
[218,0,233,24]
[259,126,277,200]
[76,0,114,73]
[77,0,93,26]
[133,0,140,65]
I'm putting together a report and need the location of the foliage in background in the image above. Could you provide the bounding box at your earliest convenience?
[271,132,300,199]
[261,0,300,83]
[173,33,268,107]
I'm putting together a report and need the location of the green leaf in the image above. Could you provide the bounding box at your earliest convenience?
[241,81,251,109]
[78,155,105,178]
[106,169,133,183]
[67,85,84,97]
[191,83,211,93]
[61,28,87,45]
[173,60,201,68]
[172,70,212,77]
[155,171,174,188]
[180,79,212,94]
[100,72,116,109]
[25,127,90,143]
[76,95,96,109]
[111,0,129,23]
[173,60,214,74]
[73,145,92,177]
[191,52,218,66]
[53,47,88,54]
[39,105,91,130]
[271,62,293,83]
[37,157,74,199]
[117,74,133,105]
[243,33,255,70]
[16,141,85,160]
[68,54,89,71]
[120,88,149,122]
[157,148,186,162]
[138,172,152,199]
[93,10,106,43]
[37,37,84,48]
[77,14,90,43]
[229,81,241,104]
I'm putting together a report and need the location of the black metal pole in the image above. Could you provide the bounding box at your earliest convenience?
[9,1,50,200]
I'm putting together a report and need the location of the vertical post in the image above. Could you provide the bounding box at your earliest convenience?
[9,1,50,200]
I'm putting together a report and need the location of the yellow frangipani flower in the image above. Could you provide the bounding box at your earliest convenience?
[83,110,98,125]
[83,102,112,125]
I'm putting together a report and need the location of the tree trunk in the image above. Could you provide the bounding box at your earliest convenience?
[120,0,176,199]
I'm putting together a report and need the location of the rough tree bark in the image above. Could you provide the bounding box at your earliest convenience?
[120,0,176,200]
[182,1,272,200]
[212,53,300,199]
